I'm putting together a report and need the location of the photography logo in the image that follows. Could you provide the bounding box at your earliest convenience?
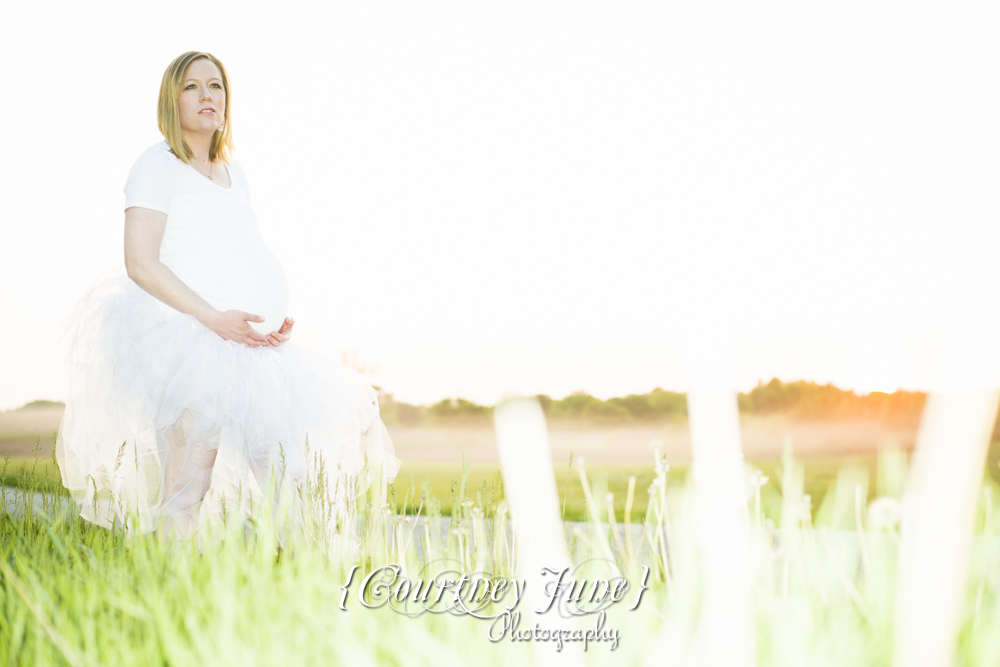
[339,558,651,651]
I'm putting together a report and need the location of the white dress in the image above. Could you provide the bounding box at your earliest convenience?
[53,140,401,545]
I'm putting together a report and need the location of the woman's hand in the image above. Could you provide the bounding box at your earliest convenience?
[207,310,273,348]
[265,317,295,348]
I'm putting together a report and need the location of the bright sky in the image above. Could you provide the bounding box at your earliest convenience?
[1,2,999,411]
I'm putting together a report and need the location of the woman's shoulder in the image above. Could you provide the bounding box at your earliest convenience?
[128,141,180,174]
[139,140,178,163]
[124,141,180,212]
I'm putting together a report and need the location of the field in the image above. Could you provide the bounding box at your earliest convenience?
[2,428,1000,665]
[0,403,931,522]
[6,402,1000,664]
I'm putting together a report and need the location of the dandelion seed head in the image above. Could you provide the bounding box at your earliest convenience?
[868,496,903,530]
[800,495,812,518]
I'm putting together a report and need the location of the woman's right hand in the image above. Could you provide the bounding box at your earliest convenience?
[206,310,272,348]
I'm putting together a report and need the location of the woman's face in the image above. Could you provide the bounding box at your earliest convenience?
[178,59,226,136]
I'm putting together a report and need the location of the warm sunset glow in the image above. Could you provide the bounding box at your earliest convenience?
[2,3,998,410]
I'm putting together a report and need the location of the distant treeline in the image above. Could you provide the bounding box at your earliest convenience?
[9,380,931,427]
[376,378,928,427]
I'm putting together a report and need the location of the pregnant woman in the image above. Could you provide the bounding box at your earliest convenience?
[54,51,401,548]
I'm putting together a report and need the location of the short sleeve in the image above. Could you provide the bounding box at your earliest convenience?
[233,161,251,204]
[124,148,175,215]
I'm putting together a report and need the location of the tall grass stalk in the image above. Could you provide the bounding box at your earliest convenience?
[7,432,1000,664]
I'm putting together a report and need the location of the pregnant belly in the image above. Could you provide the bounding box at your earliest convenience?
[171,246,290,336]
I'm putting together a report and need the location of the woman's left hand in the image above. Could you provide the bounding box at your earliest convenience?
[265,317,295,347]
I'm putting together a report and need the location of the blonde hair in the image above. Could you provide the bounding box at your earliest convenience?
[157,51,234,165]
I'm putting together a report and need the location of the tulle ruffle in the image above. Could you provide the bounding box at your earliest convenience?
[49,264,401,547]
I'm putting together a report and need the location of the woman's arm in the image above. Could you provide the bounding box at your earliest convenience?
[124,206,272,348]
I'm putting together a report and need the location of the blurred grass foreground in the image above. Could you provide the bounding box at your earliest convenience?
[2,417,1000,664]
[7,379,1000,523]
[5,384,1000,665]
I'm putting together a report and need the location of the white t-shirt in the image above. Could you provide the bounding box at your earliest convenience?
[124,141,289,336]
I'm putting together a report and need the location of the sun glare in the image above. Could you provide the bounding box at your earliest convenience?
[853,384,900,396]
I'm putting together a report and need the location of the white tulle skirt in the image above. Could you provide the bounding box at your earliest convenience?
[50,264,401,547]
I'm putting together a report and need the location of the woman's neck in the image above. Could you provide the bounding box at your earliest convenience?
[181,131,215,163]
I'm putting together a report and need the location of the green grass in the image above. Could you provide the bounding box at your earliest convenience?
[0,452,880,524]
[6,438,1000,665]
[6,436,1000,527]
[5,445,992,527]
[388,456,902,524]
[18,428,995,525]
